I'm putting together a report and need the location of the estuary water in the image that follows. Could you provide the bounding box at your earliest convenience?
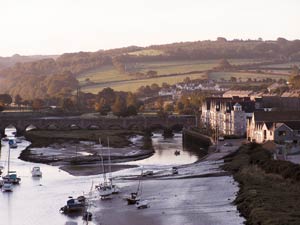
[0,131,201,225]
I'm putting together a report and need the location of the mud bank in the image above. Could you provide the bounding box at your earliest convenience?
[19,129,154,176]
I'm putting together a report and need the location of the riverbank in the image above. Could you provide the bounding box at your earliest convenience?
[223,143,300,225]
[19,129,154,176]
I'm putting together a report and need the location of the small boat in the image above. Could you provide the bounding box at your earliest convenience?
[31,167,42,177]
[2,181,13,192]
[136,200,149,209]
[60,196,86,214]
[172,167,179,175]
[174,150,180,156]
[3,171,21,184]
[126,192,140,205]
[142,171,153,177]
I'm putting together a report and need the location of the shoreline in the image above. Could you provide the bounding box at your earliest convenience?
[19,129,155,176]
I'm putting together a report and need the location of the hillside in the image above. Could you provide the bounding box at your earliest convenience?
[1,38,300,99]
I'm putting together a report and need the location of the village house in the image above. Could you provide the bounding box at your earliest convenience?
[201,97,255,136]
[248,111,300,144]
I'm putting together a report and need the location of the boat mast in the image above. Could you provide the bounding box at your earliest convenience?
[99,138,107,184]
[7,141,11,174]
[107,137,112,184]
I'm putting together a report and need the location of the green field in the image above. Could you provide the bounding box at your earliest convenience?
[127,59,264,76]
[208,71,289,81]
[128,49,165,56]
[77,58,273,93]
[77,65,133,84]
[81,73,206,93]
[262,61,300,68]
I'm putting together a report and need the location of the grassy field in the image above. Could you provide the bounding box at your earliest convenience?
[262,61,300,68]
[81,73,206,93]
[77,65,133,84]
[77,58,272,93]
[208,71,289,81]
[128,49,165,56]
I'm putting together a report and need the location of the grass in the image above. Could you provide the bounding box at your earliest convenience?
[81,73,206,93]
[77,65,132,84]
[128,49,165,56]
[208,71,289,81]
[77,58,270,93]
[223,143,300,225]
[262,61,300,68]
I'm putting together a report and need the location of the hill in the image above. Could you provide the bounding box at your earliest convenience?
[1,38,300,99]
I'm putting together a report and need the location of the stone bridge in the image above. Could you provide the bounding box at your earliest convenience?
[0,115,196,136]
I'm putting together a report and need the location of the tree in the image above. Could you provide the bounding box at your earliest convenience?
[0,102,5,112]
[15,94,22,109]
[0,94,12,105]
[32,99,44,111]
[230,76,237,83]
[127,105,138,116]
[95,98,110,115]
[164,103,174,112]
[60,98,75,112]
[111,96,126,117]
[126,92,137,108]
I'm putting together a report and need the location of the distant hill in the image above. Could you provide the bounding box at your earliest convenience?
[0,54,58,70]
[1,38,300,99]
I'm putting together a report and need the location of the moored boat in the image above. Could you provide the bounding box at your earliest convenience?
[60,196,86,214]
[31,166,42,177]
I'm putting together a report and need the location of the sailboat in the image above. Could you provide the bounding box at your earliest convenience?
[126,168,143,205]
[95,138,113,199]
[2,140,21,184]
[107,137,120,194]
[2,140,15,192]
[135,167,149,209]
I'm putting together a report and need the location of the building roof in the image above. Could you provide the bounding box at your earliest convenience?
[283,121,300,130]
[254,111,300,122]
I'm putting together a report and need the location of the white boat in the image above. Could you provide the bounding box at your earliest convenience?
[96,138,113,199]
[2,181,13,192]
[136,200,149,209]
[31,166,42,177]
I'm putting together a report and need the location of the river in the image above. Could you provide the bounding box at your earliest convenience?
[0,130,202,225]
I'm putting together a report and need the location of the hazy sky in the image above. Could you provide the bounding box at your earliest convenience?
[0,0,299,56]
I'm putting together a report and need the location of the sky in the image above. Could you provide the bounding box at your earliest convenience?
[0,0,299,56]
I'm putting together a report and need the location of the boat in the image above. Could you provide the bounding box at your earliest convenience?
[136,200,149,209]
[60,196,86,214]
[107,137,120,194]
[31,166,42,177]
[174,150,180,156]
[9,141,18,149]
[2,180,13,192]
[142,170,153,177]
[126,168,143,205]
[96,138,113,199]
[172,166,179,175]
[2,140,21,184]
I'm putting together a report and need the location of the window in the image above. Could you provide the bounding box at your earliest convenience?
[278,131,286,136]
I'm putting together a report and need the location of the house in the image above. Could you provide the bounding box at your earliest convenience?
[248,111,300,144]
[201,97,255,136]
